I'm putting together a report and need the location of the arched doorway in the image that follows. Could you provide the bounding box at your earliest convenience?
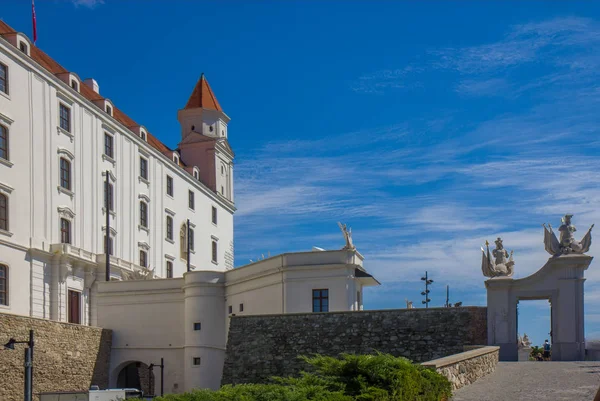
[486,254,592,361]
[116,361,155,395]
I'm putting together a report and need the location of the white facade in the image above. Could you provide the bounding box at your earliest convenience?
[0,24,234,326]
[96,249,379,393]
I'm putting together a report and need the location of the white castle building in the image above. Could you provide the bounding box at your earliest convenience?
[0,20,379,394]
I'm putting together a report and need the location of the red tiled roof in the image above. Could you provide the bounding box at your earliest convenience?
[184,73,223,111]
[0,19,206,166]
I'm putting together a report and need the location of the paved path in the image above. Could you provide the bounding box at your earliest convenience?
[452,362,600,401]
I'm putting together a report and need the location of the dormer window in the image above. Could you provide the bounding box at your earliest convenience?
[106,104,112,116]
[141,132,147,141]
[173,153,179,164]
[193,167,199,180]
[19,42,28,54]
[209,125,214,132]
[71,80,79,91]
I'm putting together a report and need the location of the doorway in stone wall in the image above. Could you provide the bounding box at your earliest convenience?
[116,361,155,395]
[516,299,552,361]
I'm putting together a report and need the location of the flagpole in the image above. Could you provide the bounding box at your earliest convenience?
[31,0,37,44]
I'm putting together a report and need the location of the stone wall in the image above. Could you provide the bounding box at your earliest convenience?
[222,307,487,384]
[422,346,499,390]
[0,313,112,400]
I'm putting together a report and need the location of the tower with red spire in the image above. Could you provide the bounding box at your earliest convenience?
[177,74,234,202]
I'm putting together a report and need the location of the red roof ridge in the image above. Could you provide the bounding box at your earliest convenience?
[184,73,223,112]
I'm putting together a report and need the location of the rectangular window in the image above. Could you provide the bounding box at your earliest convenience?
[228,305,232,314]
[0,62,8,94]
[104,182,114,211]
[60,218,71,244]
[211,240,217,263]
[104,133,114,159]
[59,104,71,132]
[106,104,112,115]
[140,157,148,180]
[239,303,244,312]
[194,322,201,331]
[212,206,217,225]
[0,124,7,161]
[140,202,148,228]
[19,42,28,53]
[104,235,114,255]
[60,158,71,190]
[166,261,173,278]
[193,357,201,366]
[188,190,195,210]
[68,290,81,324]
[189,228,195,251]
[71,80,78,91]
[312,289,329,313]
[0,194,7,231]
[140,250,147,267]
[166,216,173,240]
[0,264,7,306]
[166,176,173,196]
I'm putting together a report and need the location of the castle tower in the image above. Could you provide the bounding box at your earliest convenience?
[177,74,234,202]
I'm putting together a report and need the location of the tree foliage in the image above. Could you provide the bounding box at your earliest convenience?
[155,353,451,401]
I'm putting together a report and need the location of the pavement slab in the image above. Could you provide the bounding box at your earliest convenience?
[452,362,600,401]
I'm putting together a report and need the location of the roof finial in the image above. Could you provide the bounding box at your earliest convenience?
[200,72,205,80]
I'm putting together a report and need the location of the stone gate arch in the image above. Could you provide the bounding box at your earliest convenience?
[486,254,592,361]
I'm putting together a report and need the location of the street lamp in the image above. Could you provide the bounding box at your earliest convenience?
[421,271,433,308]
[4,330,34,401]
[147,357,165,397]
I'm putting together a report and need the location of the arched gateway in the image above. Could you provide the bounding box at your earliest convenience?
[483,215,594,361]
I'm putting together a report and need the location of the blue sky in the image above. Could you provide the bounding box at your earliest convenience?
[4,0,600,347]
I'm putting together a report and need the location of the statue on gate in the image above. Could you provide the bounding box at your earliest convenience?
[481,237,515,278]
[543,214,594,256]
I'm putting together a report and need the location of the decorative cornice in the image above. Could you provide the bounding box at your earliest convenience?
[57,147,75,160]
[138,193,151,203]
[102,170,117,182]
[102,226,117,236]
[138,241,150,251]
[0,182,14,194]
[57,206,75,219]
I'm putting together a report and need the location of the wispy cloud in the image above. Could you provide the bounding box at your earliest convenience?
[71,0,104,8]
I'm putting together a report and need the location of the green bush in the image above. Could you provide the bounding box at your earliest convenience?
[155,353,451,401]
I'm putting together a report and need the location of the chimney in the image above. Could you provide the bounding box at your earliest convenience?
[83,78,100,94]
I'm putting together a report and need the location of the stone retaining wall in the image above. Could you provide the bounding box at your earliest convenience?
[421,346,499,390]
[223,307,487,384]
[0,313,112,400]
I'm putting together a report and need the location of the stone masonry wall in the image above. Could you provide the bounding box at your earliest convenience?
[0,313,112,401]
[422,346,499,390]
[222,307,487,384]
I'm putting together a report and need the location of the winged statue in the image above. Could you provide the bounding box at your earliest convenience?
[481,237,515,278]
[338,222,356,251]
[543,214,594,256]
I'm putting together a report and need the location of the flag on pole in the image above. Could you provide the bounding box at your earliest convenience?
[32,0,37,44]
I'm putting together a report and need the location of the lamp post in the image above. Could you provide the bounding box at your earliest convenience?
[186,219,191,272]
[105,170,111,282]
[147,357,164,397]
[445,285,449,308]
[421,271,433,308]
[4,330,34,401]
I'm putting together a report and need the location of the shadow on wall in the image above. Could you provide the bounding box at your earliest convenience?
[91,329,113,389]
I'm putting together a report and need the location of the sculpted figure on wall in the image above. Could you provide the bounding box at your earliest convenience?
[338,222,356,251]
[122,266,155,280]
[482,237,515,278]
[543,214,594,256]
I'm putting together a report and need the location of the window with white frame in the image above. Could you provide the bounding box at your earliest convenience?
[211,239,217,263]
[104,235,114,255]
[166,261,173,278]
[104,182,114,211]
[0,264,7,306]
[104,133,114,159]
[139,250,147,267]
[166,175,173,196]
[140,201,148,228]
[166,215,173,240]
[0,62,8,95]
[189,227,195,251]
[0,194,7,231]
[140,157,148,180]
[211,206,217,225]
[60,157,71,190]
[59,103,71,132]
[0,124,8,161]
[188,190,195,210]
[60,218,71,244]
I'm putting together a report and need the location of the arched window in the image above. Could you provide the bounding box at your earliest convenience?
[139,201,148,228]
[0,124,8,161]
[0,264,7,305]
[60,157,71,190]
[0,194,7,231]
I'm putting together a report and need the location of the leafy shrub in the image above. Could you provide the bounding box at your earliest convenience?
[155,353,451,401]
